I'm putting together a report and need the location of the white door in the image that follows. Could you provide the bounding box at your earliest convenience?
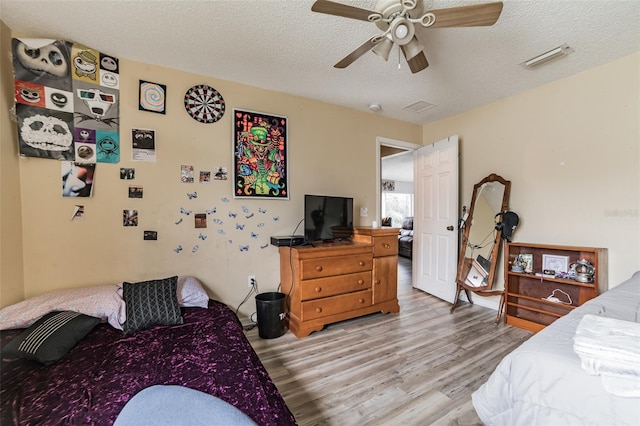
[413,136,459,302]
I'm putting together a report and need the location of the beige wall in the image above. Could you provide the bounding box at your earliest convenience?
[423,52,640,291]
[0,21,25,307]
[0,24,421,316]
[2,23,638,317]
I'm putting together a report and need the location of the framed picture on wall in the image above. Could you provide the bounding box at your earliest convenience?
[232,109,288,199]
[138,80,166,114]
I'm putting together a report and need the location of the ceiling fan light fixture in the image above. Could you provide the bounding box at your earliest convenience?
[389,17,414,45]
[372,37,394,61]
[401,37,423,61]
[522,44,573,69]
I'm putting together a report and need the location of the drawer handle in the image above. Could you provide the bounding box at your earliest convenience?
[315,286,322,293]
[357,279,364,285]
[383,243,391,249]
[315,266,323,272]
[359,261,365,266]
[374,279,381,285]
[358,298,365,303]
[316,307,323,313]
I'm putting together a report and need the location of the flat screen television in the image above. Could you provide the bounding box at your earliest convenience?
[304,194,354,242]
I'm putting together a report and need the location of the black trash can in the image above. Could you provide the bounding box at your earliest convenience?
[255,292,286,339]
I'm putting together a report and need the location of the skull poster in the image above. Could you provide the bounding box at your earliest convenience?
[12,38,120,163]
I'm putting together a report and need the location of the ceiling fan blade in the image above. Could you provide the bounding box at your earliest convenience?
[335,37,379,69]
[428,2,503,28]
[311,0,381,22]
[402,47,429,74]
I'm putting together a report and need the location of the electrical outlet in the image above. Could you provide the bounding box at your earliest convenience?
[248,275,256,288]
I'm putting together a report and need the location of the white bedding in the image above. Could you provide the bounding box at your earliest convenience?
[472,271,640,425]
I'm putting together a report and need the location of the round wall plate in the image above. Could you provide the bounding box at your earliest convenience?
[183,84,225,123]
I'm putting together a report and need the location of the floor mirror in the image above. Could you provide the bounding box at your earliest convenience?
[451,173,511,319]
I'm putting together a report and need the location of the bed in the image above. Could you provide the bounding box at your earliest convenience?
[472,271,640,425]
[0,277,296,425]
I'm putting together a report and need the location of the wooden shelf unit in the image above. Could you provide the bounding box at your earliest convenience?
[504,242,607,332]
[279,227,400,338]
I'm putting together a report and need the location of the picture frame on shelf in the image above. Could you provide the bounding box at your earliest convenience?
[520,254,533,273]
[543,254,570,274]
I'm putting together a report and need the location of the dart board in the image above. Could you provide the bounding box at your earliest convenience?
[183,84,225,123]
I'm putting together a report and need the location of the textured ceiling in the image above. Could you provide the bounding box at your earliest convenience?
[1,0,638,125]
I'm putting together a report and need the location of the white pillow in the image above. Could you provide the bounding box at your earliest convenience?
[0,285,126,331]
[176,276,210,308]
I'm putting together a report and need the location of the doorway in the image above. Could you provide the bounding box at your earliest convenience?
[376,137,420,227]
[376,137,420,282]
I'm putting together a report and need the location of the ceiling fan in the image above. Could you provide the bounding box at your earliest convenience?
[311,0,503,74]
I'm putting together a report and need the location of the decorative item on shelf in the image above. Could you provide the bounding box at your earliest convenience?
[511,255,525,273]
[542,254,570,274]
[574,259,595,283]
[543,288,572,305]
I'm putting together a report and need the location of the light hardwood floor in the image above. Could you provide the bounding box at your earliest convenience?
[246,257,533,425]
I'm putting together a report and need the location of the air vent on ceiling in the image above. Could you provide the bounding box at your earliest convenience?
[403,100,436,113]
[522,44,573,69]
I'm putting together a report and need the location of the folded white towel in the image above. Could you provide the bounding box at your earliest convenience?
[574,314,640,361]
[574,314,640,397]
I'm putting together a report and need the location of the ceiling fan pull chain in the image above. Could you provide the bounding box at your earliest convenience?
[398,47,401,70]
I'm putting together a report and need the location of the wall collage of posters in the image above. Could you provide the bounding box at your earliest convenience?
[13,38,120,198]
[12,38,289,254]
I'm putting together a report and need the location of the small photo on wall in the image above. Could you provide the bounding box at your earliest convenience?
[143,230,157,240]
[200,171,211,183]
[195,213,207,228]
[120,168,135,179]
[123,209,138,226]
[139,80,166,114]
[62,162,95,197]
[128,186,143,198]
[71,205,85,221]
[181,165,194,183]
[213,166,228,180]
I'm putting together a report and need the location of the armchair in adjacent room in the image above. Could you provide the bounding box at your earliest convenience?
[398,217,413,259]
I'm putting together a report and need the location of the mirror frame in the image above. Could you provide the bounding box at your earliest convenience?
[455,173,511,295]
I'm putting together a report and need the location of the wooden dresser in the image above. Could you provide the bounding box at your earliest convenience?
[279,227,400,338]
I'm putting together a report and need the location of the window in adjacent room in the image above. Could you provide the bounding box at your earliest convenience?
[382,192,413,227]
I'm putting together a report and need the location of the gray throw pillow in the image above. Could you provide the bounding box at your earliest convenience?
[122,276,183,334]
[2,311,100,365]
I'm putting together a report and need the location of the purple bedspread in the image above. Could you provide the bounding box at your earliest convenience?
[1,300,296,426]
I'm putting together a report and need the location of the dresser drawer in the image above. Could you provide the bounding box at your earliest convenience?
[300,254,371,280]
[300,271,371,301]
[373,236,398,257]
[301,290,372,320]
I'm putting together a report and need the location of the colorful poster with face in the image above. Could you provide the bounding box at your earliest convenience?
[12,38,119,163]
[233,109,288,199]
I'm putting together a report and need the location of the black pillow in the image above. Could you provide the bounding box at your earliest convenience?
[122,276,183,334]
[2,311,100,365]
